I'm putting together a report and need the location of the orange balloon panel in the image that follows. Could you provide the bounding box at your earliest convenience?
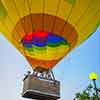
[12,14,77,69]
[25,56,59,69]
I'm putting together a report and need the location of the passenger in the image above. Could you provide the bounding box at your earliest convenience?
[32,70,38,77]
[47,73,52,80]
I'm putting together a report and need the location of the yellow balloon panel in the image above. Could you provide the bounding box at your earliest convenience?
[13,0,30,17]
[77,13,100,45]
[44,0,59,15]
[0,24,24,57]
[1,0,19,27]
[68,0,100,45]
[31,0,43,13]
[68,0,91,24]
[57,0,72,20]
[0,22,12,42]
[75,0,100,30]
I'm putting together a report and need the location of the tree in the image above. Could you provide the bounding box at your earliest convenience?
[74,84,100,100]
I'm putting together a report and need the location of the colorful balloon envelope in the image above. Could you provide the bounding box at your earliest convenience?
[0,0,100,70]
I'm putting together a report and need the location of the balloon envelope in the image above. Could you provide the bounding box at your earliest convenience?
[0,0,100,70]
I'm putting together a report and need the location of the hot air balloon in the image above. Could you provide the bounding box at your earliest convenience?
[0,0,100,99]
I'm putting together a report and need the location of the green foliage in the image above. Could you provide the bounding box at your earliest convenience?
[74,84,100,100]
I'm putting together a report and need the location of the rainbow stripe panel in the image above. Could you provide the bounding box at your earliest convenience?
[22,31,69,60]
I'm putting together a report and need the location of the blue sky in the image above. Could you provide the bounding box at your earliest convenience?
[0,26,100,100]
